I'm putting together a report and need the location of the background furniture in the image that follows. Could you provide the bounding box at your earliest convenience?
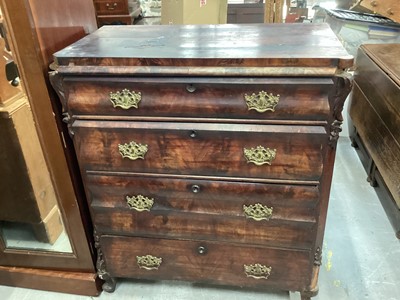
[357,0,399,22]
[0,40,62,244]
[52,23,352,299]
[349,44,400,239]
[93,0,141,26]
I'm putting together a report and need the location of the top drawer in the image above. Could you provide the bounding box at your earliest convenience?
[64,77,332,121]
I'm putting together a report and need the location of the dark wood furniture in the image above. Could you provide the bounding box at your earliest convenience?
[52,23,353,299]
[349,44,400,239]
[0,0,101,295]
[93,0,138,26]
[227,2,264,24]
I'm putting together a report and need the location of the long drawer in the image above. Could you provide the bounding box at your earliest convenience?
[65,77,332,121]
[88,173,317,249]
[87,173,319,222]
[101,235,312,292]
[74,121,326,181]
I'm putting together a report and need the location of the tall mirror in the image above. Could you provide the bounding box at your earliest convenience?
[0,9,72,253]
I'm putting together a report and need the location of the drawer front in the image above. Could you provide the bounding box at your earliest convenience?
[74,121,326,181]
[95,0,128,15]
[88,173,318,249]
[65,77,332,121]
[88,173,319,223]
[101,235,312,292]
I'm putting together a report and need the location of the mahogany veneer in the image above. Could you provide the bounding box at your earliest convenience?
[51,23,353,299]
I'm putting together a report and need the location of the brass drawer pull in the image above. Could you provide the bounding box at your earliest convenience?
[243,146,276,166]
[126,195,154,212]
[110,89,141,109]
[243,203,273,221]
[244,263,272,280]
[118,141,148,160]
[244,91,280,113]
[136,255,162,270]
[106,2,118,10]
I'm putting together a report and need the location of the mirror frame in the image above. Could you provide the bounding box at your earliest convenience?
[0,0,96,272]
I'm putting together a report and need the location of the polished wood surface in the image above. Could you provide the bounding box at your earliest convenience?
[101,235,311,291]
[66,77,332,121]
[52,23,353,298]
[0,266,101,296]
[53,23,353,69]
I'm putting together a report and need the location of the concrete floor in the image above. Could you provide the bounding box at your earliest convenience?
[1,137,399,299]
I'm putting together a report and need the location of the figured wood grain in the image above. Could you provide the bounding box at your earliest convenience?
[87,173,319,222]
[53,23,353,69]
[73,121,326,181]
[66,77,332,121]
[101,235,311,291]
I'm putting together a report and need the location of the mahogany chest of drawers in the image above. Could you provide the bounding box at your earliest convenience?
[349,44,400,238]
[51,23,353,299]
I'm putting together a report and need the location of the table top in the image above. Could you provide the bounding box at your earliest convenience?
[54,23,353,70]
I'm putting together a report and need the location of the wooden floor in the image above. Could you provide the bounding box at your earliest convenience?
[1,137,399,300]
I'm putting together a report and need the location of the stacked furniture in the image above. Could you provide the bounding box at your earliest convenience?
[349,44,400,238]
[51,23,353,299]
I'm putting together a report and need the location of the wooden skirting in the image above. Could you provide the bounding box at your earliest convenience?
[0,266,102,296]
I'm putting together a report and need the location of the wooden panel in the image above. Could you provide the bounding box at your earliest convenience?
[0,266,101,296]
[53,23,353,68]
[65,77,332,121]
[350,83,400,207]
[101,235,312,291]
[74,121,326,181]
[355,46,400,143]
[87,173,319,222]
[93,209,315,249]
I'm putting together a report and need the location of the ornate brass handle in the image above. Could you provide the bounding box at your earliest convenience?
[243,203,273,221]
[243,146,276,166]
[109,89,141,109]
[136,255,162,270]
[244,91,280,113]
[118,141,148,160]
[126,195,154,212]
[244,263,272,280]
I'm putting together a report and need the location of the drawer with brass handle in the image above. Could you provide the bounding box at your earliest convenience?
[100,235,312,291]
[64,77,332,121]
[94,0,128,15]
[74,121,326,181]
[87,174,317,249]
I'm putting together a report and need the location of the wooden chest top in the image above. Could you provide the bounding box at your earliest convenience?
[53,23,353,70]
[361,44,400,87]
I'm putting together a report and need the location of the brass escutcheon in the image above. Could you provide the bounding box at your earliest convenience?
[118,141,148,160]
[244,263,272,280]
[244,91,280,113]
[109,89,142,109]
[243,203,273,221]
[243,146,276,166]
[136,255,162,270]
[126,195,154,212]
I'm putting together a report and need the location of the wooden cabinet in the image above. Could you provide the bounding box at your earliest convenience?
[51,23,353,299]
[94,0,139,26]
[349,44,400,239]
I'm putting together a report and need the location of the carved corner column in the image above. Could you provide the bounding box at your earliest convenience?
[94,228,116,292]
[328,73,353,148]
